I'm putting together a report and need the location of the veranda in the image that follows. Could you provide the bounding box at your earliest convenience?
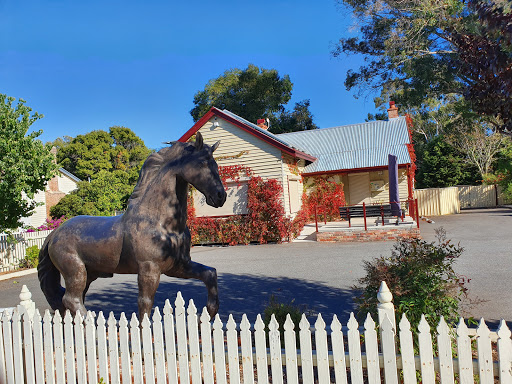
[0,282,511,384]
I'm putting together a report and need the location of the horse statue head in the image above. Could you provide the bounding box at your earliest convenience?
[176,132,226,208]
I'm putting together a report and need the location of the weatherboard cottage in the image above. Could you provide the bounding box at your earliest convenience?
[178,102,415,218]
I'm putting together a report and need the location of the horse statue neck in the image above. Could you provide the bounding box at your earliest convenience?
[125,165,190,233]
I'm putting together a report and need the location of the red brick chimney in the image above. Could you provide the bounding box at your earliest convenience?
[256,118,268,130]
[387,101,399,119]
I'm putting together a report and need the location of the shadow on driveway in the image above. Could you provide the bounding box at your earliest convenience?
[84,273,357,323]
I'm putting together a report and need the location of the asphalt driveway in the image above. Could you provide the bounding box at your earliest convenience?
[0,207,510,325]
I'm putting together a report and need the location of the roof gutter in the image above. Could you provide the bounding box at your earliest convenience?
[301,163,410,177]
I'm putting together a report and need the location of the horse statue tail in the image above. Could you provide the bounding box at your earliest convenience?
[37,232,65,312]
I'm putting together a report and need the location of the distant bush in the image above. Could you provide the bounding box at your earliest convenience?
[353,228,469,329]
[263,295,305,346]
[26,216,66,232]
[20,245,39,269]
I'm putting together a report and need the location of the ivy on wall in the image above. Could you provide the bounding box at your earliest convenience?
[187,166,346,245]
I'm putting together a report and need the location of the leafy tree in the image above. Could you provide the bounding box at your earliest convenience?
[415,135,480,188]
[333,0,464,105]
[485,139,512,200]
[450,1,512,133]
[50,170,134,217]
[57,130,115,180]
[191,64,293,123]
[190,64,318,134]
[0,94,58,232]
[52,127,152,218]
[447,125,508,176]
[270,99,319,134]
[334,0,512,134]
[57,126,151,181]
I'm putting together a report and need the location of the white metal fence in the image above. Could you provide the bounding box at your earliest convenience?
[1,283,511,384]
[0,230,51,272]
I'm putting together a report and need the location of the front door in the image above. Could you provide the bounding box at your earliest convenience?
[348,173,371,205]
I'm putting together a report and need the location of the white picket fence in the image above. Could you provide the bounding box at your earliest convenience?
[1,283,511,384]
[0,230,52,272]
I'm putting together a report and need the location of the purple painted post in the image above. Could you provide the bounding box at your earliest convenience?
[388,154,402,217]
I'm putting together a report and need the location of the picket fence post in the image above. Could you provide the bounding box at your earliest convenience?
[17,285,35,321]
[377,281,396,332]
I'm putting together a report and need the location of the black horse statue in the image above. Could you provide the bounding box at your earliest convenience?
[38,132,227,319]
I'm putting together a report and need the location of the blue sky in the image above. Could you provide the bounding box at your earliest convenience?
[1,0,380,150]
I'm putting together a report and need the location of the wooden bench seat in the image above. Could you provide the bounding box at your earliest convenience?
[339,204,398,227]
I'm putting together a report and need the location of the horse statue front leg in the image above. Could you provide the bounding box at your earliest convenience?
[165,261,219,318]
[137,261,161,319]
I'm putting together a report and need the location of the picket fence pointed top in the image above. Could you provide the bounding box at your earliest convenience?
[200,307,210,323]
[254,314,265,331]
[269,315,279,332]
[34,308,41,322]
[119,312,128,326]
[163,299,173,316]
[175,291,185,308]
[418,314,430,333]
[53,309,62,323]
[187,299,197,315]
[107,312,117,326]
[380,314,394,332]
[437,316,449,333]
[399,313,411,330]
[348,312,358,330]
[497,319,511,339]
[85,311,95,325]
[377,281,393,304]
[97,311,105,325]
[11,308,20,322]
[241,314,250,330]
[1,308,11,321]
[141,314,151,328]
[227,314,236,331]
[43,309,52,322]
[130,312,139,327]
[284,315,295,331]
[213,314,223,330]
[300,314,311,331]
[315,313,326,329]
[477,318,490,336]
[152,307,162,322]
[364,313,376,330]
[64,310,73,324]
[331,314,341,332]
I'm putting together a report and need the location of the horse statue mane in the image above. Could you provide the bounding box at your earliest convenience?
[128,143,186,207]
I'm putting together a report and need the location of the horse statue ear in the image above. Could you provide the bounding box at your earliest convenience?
[195,132,204,150]
[211,141,220,152]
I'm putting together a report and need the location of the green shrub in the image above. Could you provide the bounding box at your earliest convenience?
[353,228,469,330]
[263,295,305,346]
[20,245,39,269]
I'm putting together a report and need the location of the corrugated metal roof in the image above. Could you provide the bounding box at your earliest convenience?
[276,117,411,173]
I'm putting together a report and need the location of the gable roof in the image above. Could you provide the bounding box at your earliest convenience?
[276,117,412,174]
[180,108,413,175]
[178,107,317,162]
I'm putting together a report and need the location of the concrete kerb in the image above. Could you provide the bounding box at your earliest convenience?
[0,268,37,282]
